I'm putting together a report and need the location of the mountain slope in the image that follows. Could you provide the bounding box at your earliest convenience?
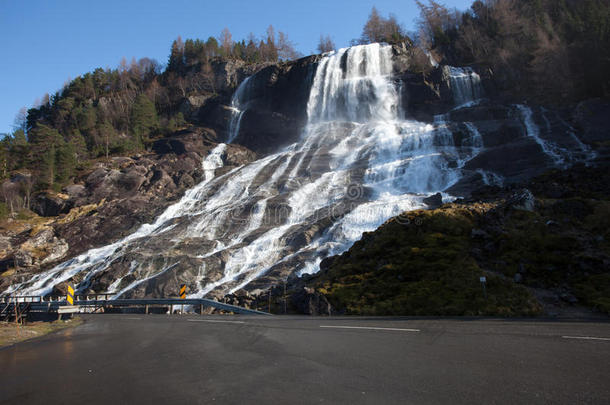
[1,41,607,313]
[299,165,610,316]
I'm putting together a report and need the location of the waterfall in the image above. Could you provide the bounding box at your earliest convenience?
[447,66,483,107]
[5,44,486,299]
[477,169,504,187]
[307,43,396,123]
[227,77,252,143]
[516,104,567,166]
[2,144,228,297]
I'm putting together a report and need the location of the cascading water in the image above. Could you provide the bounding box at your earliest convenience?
[447,66,483,107]
[227,76,252,143]
[5,44,488,299]
[516,104,597,167]
[2,143,228,297]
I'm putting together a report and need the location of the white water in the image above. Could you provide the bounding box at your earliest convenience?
[447,66,483,107]
[5,44,493,298]
[227,76,252,143]
[514,104,596,168]
[3,143,228,296]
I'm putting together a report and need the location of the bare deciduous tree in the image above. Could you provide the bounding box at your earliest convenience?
[317,35,335,53]
[277,31,300,60]
[360,7,407,44]
[362,7,384,43]
[12,108,27,133]
[219,27,233,57]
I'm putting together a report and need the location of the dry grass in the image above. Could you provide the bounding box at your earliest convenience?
[56,200,104,225]
[0,317,83,348]
[0,212,52,235]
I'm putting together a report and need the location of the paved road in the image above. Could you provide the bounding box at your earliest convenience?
[1,315,609,404]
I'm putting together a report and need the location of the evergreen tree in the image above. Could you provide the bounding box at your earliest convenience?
[130,94,159,148]
[76,106,97,135]
[67,129,88,162]
[206,37,219,58]
[0,136,9,179]
[40,145,56,189]
[168,36,185,73]
[8,129,29,170]
[56,141,77,185]
[29,124,63,189]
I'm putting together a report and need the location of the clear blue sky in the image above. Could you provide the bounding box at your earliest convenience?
[0,0,474,134]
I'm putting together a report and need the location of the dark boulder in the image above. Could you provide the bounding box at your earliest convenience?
[290,286,333,316]
[424,192,443,208]
[31,192,71,217]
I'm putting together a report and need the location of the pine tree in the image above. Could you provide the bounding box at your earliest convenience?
[130,94,159,148]
[168,36,185,73]
[40,145,56,189]
[29,124,63,189]
[206,37,219,58]
[8,129,29,170]
[56,140,77,185]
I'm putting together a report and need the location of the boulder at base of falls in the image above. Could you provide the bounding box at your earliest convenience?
[424,193,443,209]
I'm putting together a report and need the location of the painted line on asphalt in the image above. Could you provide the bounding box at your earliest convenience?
[562,335,610,341]
[125,317,142,320]
[187,319,246,324]
[320,325,420,332]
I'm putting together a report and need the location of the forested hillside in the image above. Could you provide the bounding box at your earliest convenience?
[0,26,299,216]
[415,0,610,102]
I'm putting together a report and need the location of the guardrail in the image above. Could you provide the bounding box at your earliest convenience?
[1,294,113,304]
[0,295,269,316]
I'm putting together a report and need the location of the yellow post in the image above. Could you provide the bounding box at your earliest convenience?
[180,285,186,314]
[67,285,74,305]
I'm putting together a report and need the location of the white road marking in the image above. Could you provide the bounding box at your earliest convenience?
[320,325,420,332]
[125,317,142,320]
[562,336,610,341]
[187,319,245,324]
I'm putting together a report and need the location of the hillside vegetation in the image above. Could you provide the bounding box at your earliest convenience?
[415,0,610,102]
[306,166,610,316]
[0,26,299,216]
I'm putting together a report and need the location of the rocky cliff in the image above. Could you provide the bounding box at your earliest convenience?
[0,130,255,293]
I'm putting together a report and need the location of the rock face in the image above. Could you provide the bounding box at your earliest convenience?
[54,133,254,258]
[290,286,333,316]
[224,55,322,154]
[0,129,256,293]
[31,193,70,217]
[423,193,443,208]
[0,224,69,287]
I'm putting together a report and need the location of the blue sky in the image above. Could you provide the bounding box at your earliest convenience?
[0,0,474,134]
